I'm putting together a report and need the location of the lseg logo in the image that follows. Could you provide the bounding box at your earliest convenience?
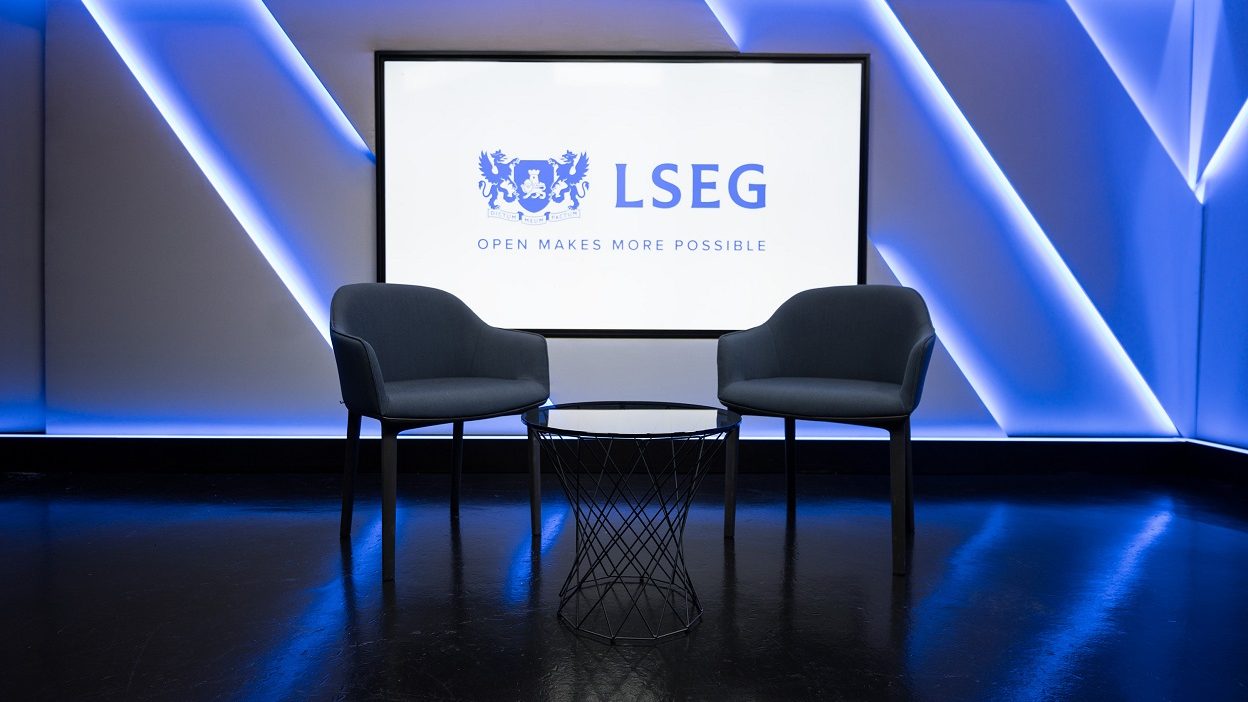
[477,150,590,225]
[478,150,766,224]
[614,163,766,209]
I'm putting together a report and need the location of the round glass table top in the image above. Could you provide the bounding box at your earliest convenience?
[522,401,740,438]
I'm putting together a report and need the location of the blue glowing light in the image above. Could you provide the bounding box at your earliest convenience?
[1189,0,1222,189]
[0,404,45,433]
[504,508,568,605]
[1065,0,1197,188]
[1011,506,1173,700]
[907,505,1009,669]
[240,516,385,701]
[80,0,376,346]
[1066,0,1242,202]
[1196,97,1248,201]
[1188,438,1248,456]
[245,1,373,161]
[875,242,1007,431]
[863,0,1176,436]
[701,0,745,50]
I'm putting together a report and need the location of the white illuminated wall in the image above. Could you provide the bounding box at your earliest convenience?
[2,0,1245,446]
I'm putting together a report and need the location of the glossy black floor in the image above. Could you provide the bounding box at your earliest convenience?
[3,468,1247,701]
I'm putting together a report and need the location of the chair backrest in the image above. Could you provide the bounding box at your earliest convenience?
[766,285,933,384]
[331,283,483,382]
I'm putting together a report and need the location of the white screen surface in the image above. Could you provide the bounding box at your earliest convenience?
[381,57,864,333]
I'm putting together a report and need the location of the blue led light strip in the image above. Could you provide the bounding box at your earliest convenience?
[1189,0,1219,192]
[701,0,745,50]
[865,0,1176,435]
[1065,0,1198,189]
[1195,97,1248,201]
[246,0,373,160]
[1066,0,1246,204]
[874,243,1006,430]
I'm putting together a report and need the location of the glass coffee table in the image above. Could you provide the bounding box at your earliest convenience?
[523,401,741,644]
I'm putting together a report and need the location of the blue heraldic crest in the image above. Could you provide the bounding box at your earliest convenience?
[477,149,590,224]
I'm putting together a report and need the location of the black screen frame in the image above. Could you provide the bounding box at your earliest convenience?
[375,51,870,339]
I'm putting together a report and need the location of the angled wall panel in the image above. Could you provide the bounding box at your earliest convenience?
[867,245,1002,437]
[28,0,1231,441]
[42,0,747,437]
[890,0,1202,435]
[708,0,1177,436]
[1064,0,1195,183]
[1192,0,1248,184]
[1196,99,1248,448]
[1196,136,1248,449]
[1192,1,1248,450]
[702,0,1004,438]
[44,0,344,435]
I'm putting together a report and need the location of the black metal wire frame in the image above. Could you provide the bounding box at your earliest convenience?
[535,429,728,644]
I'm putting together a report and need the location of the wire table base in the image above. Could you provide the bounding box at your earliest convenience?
[534,429,728,644]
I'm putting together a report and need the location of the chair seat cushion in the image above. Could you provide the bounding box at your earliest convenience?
[382,377,548,420]
[719,377,908,419]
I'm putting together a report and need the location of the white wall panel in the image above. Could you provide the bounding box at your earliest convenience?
[44,0,343,435]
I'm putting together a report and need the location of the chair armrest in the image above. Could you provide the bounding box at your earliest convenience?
[717,324,779,390]
[900,331,936,413]
[330,330,387,417]
[473,327,550,391]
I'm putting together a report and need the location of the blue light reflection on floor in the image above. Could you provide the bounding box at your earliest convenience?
[239,515,386,702]
[5,473,1247,699]
[505,508,568,606]
[905,504,1008,670]
[1009,503,1173,701]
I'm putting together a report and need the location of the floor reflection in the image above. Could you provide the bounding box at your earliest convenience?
[1010,503,1173,701]
[1,473,1245,700]
[238,515,384,701]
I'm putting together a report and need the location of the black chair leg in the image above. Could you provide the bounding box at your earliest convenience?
[784,417,797,510]
[340,411,361,540]
[724,425,739,539]
[906,422,915,535]
[888,417,911,576]
[528,426,541,537]
[451,420,464,519]
[381,422,399,582]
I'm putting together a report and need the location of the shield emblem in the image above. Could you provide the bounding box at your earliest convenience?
[515,159,554,213]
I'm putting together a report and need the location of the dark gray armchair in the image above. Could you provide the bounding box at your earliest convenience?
[331,283,550,581]
[717,285,935,575]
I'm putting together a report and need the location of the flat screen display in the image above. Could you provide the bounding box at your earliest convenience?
[378,53,867,336]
